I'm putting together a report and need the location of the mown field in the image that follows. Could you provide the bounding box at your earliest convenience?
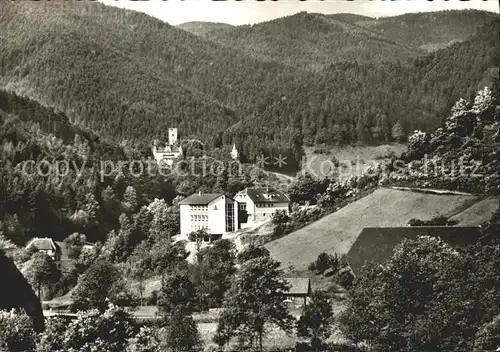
[265,187,488,272]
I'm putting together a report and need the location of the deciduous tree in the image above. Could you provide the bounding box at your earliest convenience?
[216,255,294,351]
[71,259,136,312]
[23,251,60,299]
[297,290,334,350]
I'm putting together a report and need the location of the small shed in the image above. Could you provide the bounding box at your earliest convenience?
[283,277,311,307]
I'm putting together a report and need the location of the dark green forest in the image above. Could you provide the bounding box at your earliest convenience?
[202,10,496,69]
[0,2,498,169]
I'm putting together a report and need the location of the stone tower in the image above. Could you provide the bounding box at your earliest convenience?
[168,128,178,145]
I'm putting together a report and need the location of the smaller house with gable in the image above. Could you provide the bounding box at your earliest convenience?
[25,237,62,269]
[235,186,290,227]
[283,277,311,307]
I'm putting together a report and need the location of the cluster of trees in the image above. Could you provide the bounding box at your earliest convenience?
[1,2,498,170]
[8,208,498,351]
[339,209,500,351]
[384,85,500,194]
[1,304,155,352]
[308,252,346,276]
[408,214,459,226]
[360,10,496,49]
[0,243,339,352]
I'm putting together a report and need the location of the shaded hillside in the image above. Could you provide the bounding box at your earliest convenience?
[0,250,44,332]
[0,2,497,167]
[204,11,423,70]
[177,21,233,36]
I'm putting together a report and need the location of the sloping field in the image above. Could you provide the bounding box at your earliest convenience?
[449,197,499,225]
[265,188,481,271]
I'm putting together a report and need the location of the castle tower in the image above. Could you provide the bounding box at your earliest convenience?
[168,128,178,145]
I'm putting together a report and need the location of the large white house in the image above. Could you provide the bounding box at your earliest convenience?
[179,192,239,240]
[152,128,183,166]
[235,187,290,227]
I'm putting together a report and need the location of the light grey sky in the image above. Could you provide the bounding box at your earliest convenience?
[100,0,498,26]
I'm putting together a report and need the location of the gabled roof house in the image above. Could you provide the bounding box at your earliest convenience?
[235,187,290,226]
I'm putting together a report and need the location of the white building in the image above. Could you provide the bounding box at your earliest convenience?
[179,192,239,241]
[230,144,239,160]
[235,187,290,227]
[152,128,183,166]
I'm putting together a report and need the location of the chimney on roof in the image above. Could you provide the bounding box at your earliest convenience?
[198,190,201,196]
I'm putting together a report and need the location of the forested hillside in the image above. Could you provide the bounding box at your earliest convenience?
[197,10,496,68]
[199,11,423,70]
[1,1,498,170]
[351,10,497,51]
[228,20,499,150]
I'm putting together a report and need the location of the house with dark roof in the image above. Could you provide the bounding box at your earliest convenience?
[179,192,239,240]
[25,237,62,268]
[283,277,311,307]
[347,226,483,275]
[235,186,290,227]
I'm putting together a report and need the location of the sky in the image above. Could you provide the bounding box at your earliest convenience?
[99,0,499,26]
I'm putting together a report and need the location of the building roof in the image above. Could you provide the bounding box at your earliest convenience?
[153,139,182,154]
[347,226,483,275]
[178,193,224,205]
[284,277,311,295]
[156,146,182,154]
[240,187,290,204]
[26,238,60,253]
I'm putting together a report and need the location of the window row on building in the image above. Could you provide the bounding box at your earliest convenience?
[190,205,208,211]
[256,203,275,208]
[191,214,208,221]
